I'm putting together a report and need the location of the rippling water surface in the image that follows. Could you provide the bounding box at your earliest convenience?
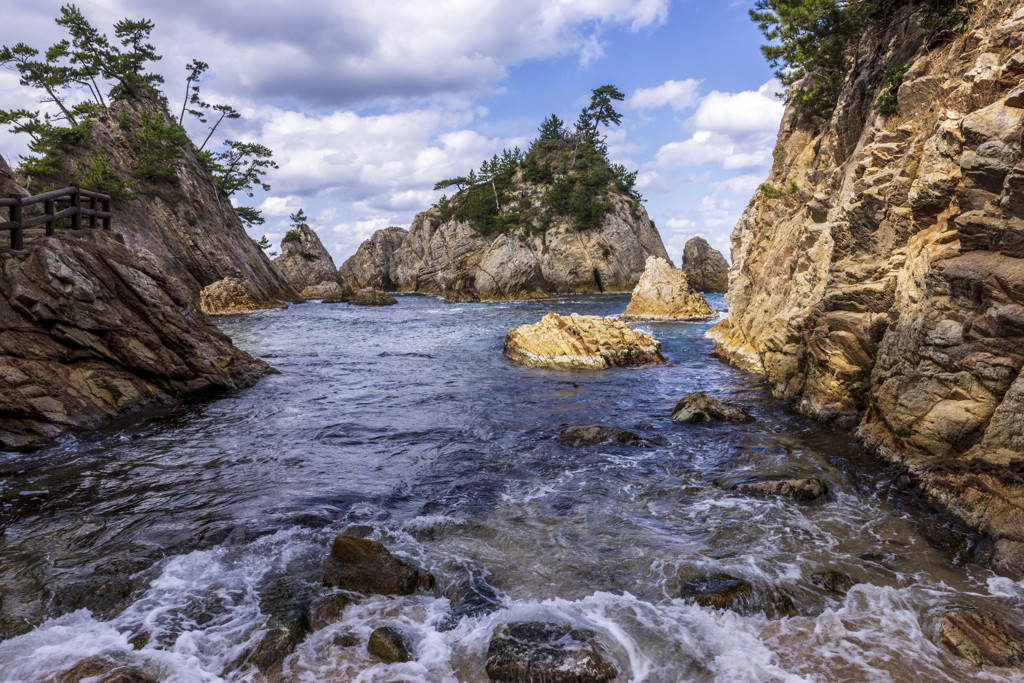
[2,294,1024,682]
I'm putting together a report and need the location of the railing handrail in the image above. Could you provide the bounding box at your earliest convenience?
[2,184,113,250]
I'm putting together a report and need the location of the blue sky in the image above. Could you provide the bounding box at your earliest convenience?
[0,1,782,265]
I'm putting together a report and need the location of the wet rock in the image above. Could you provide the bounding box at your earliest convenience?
[322,535,419,595]
[368,626,414,663]
[681,236,730,293]
[200,276,284,315]
[670,393,754,423]
[59,657,156,683]
[485,622,618,683]
[934,608,1024,667]
[235,576,312,673]
[810,570,858,596]
[308,593,351,631]
[621,256,717,321]
[349,287,398,306]
[503,312,665,369]
[244,628,296,673]
[439,569,503,632]
[680,573,796,617]
[418,572,436,591]
[273,224,341,293]
[59,574,138,620]
[732,478,829,502]
[555,424,648,448]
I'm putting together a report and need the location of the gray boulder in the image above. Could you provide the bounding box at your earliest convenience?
[670,393,754,423]
[273,224,341,293]
[681,236,729,293]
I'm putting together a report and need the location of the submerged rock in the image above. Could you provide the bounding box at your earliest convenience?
[59,658,156,683]
[349,287,398,306]
[555,424,648,448]
[273,224,341,294]
[681,236,729,293]
[503,312,665,369]
[732,478,829,502]
[670,392,754,423]
[622,256,717,321]
[485,622,618,683]
[308,593,351,631]
[934,608,1024,667]
[439,567,503,632]
[679,573,795,617]
[323,535,419,595]
[200,276,284,315]
[810,570,858,596]
[368,626,414,663]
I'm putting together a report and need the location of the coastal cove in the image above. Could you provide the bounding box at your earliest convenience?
[1,294,1022,681]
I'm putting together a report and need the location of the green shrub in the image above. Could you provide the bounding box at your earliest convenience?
[299,251,317,261]
[77,153,135,200]
[760,181,799,199]
[131,110,189,183]
[282,229,301,243]
[875,62,911,116]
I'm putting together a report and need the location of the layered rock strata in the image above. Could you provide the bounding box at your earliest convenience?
[622,256,717,321]
[504,312,665,369]
[337,226,407,294]
[681,236,730,292]
[0,231,270,448]
[272,224,341,294]
[709,2,1024,575]
[200,277,285,315]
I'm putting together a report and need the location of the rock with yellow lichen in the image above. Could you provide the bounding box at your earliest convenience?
[621,256,717,322]
[503,312,665,369]
[200,277,286,315]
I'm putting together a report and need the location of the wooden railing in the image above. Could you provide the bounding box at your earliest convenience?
[0,184,112,250]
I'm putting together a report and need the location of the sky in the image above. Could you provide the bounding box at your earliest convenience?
[0,0,783,266]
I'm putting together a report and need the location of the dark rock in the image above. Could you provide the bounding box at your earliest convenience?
[439,569,503,632]
[245,628,296,673]
[934,608,1024,667]
[418,573,436,591]
[485,622,618,683]
[680,573,795,617]
[309,593,351,631]
[349,287,398,306]
[323,535,419,595]
[810,570,858,596]
[732,478,829,502]
[59,658,156,683]
[236,577,312,673]
[1005,83,1024,109]
[367,626,414,663]
[555,425,648,448]
[681,236,730,292]
[670,393,754,423]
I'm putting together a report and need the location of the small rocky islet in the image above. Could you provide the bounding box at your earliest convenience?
[4,1,1024,680]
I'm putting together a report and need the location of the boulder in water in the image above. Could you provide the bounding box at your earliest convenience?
[298,281,347,300]
[200,276,285,315]
[368,626,414,663]
[338,225,407,293]
[323,535,419,595]
[504,312,665,369]
[810,570,858,596]
[59,658,156,683]
[621,256,716,321]
[349,287,398,306]
[680,572,795,617]
[681,236,729,293]
[485,621,619,683]
[555,425,648,448]
[273,224,342,293]
[670,392,754,423]
[934,608,1024,667]
[732,478,828,502]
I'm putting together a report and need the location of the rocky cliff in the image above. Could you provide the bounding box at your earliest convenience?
[272,224,342,295]
[710,1,1024,575]
[681,236,729,293]
[0,230,270,448]
[20,94,296,307]
[338,226,407,294]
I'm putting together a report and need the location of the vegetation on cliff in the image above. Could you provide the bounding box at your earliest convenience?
[0,4,275,227]
[430,85,642,238]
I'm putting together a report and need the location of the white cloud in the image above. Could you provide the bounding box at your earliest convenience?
[711,173,765,196]
[688,80,784,133]
[654,130,772,170]
[629,79,702,111]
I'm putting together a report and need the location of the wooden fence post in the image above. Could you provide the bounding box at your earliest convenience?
[44,198,54,236]
[9,195,22,250]
[102,196,110,230]
[71,184,82,231]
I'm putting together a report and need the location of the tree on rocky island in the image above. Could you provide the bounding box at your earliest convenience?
[289,209,308,227]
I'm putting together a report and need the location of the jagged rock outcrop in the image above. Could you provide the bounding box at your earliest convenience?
[621,256,717,321]
[349,287,397,306]
[0,231,271,448]
[504,312,665,369]
[386,188,670,302]
[21,93,296,307]
[272,224,341,294]
[0,154,28,202]
[681,236,730,292]
[298,281,346,300]
[337,226,407,294]
[200,277,285,315]
[709,2,1024,576]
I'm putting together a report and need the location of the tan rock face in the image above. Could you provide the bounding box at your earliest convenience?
[0,154,27,201]
[622,256,716,321]
[681,237,729,292]
[200,277,284,315]
[0,232,270,448]
[387,191,672,301]
[338,226,407,293]
[503,312,665,369]
[710,2,1024,576]
[272,224,340,293]
[298,281,346,299]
